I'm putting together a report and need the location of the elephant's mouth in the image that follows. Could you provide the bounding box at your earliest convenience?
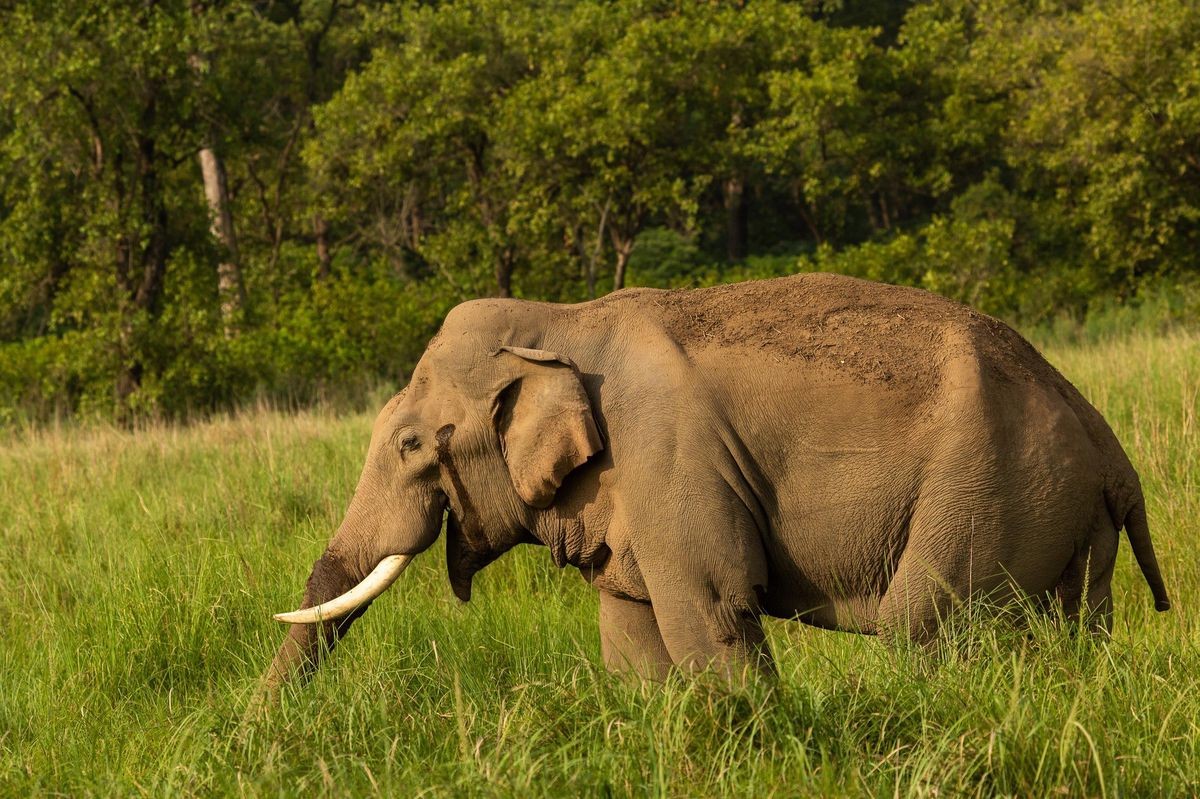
[445,510,504,602]
[273,493,448,626]
[273,499,505,625]
[272,554,414,624]
[273,421,523,622]
[434,423,509,601]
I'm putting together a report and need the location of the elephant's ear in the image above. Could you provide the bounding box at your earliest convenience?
[492,346,603,508]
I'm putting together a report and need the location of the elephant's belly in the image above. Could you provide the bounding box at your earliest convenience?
[759,487,917,634]
[707,359,930,632]
[762,585,882,633]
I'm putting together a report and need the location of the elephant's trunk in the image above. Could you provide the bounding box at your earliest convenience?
[273,554,412,623]
[259,545,415,697]
[259,455,445,698]
[260,548,358,692]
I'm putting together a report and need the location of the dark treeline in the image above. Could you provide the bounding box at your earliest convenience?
[1,0,1197,421]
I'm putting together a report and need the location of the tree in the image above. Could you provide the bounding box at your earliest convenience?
[190,3,246,338]
[307,0,544,298]
[1,0,1197,423]
[0,2,206,411]
[1006,0,1200,288]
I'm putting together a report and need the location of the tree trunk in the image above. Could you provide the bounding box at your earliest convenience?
[314,214,332,279]
[792,182,823,244]
[609,225,637,292]
[116,117,171,415]
[495,247,513,298]
[862,190,881,232]
[723,176,748,261]
[114,235,137,410]
[189,14,244,338]
[613,242,632,292]
[587,199,611,299]
[198,146,244,336]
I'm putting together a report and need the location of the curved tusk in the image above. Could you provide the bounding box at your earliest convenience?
[273,554,413,624]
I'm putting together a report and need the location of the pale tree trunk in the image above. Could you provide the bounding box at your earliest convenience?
[189,16,245,339]
[198,146,245,337]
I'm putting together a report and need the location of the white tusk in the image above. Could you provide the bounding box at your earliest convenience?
[273,554,413,624]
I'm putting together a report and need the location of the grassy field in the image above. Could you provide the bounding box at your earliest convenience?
[1,326,1197,797]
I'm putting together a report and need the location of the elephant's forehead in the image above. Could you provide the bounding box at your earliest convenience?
[418,336,496,386]
[371,390,407,428]
[388,358,476,421]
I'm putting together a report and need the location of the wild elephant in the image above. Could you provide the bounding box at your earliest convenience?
[263,273,1170,690]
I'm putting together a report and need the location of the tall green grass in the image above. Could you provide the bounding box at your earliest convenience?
[1,327,1196,796]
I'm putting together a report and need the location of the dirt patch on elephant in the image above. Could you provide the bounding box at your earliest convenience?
[584,273,1057,392]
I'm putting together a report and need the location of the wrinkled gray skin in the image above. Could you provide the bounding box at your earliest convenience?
[263,274,1170,691]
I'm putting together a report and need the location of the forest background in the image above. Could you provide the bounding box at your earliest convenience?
[2,0,1198,422]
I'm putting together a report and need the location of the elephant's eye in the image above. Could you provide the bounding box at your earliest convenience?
[390,427,424,460]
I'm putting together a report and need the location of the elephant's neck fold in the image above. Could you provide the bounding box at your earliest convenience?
[531,510,607,571]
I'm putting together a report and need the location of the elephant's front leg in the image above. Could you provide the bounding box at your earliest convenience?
[598,591,673,680]
[626,505,775,682]
[643,576,775,683]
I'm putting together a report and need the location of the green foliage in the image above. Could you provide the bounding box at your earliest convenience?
[0,260,450,422]
[1,329,1197,794]
[1,0,1198,421]
[625,227,705,287]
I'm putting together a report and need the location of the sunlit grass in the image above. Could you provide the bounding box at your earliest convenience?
[1,327,1196,796]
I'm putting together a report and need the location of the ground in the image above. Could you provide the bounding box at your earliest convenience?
[1,326,1196,796]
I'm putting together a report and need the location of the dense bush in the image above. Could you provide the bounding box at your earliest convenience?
[0,263,452,423]
[1,0,1197,422]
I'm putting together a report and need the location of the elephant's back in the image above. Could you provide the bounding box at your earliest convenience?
[600,273,1091,389]
[585,273,1131,471]
[593,273,1000,392]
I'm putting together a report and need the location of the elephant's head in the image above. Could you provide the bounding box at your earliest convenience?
[261,308,604,693]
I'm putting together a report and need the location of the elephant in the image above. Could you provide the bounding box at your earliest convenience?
[263,273,1170,690]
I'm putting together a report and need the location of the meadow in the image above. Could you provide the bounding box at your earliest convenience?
[1,324,1196,797]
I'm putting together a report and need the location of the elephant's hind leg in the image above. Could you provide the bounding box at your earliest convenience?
[1055,517,1118,635]
[874,506,1016,645]
[875,552,959,646]
[598,591,674,680]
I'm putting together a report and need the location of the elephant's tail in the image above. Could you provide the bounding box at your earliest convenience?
[1124,498,1171,612]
